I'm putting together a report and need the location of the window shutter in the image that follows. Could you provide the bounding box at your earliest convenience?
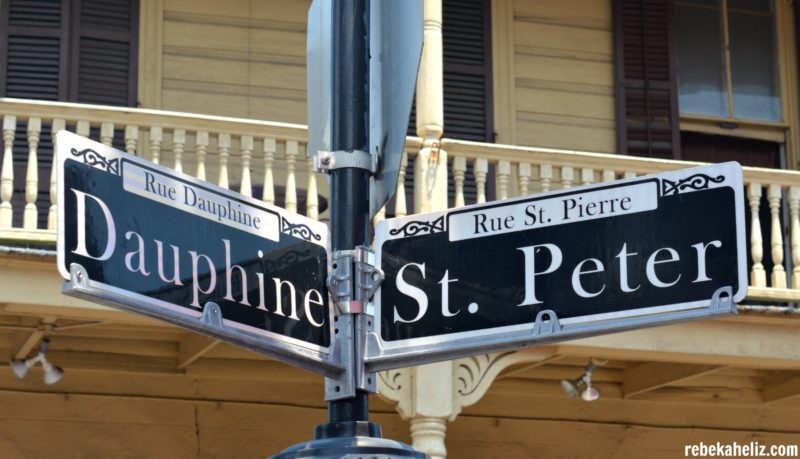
[443,0,493,143]
[72,0,138,106]
[0,0,68,100]
[613,0,681,159]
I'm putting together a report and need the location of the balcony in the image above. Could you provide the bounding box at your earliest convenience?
[0,97,797,303]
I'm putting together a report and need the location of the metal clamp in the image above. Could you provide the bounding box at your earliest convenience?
[316,150,377,172]
[327,246,384,315]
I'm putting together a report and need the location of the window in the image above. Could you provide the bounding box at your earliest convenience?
[0,0,139,106]
[675,0,781,122]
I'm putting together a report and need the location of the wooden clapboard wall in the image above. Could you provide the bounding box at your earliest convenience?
[160,0,308,123]
[512,0,617,152]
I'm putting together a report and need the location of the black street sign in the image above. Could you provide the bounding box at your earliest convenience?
[366,163,747,371]
[56,131,341,377]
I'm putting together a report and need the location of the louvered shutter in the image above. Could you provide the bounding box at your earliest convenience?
[442,0,493,143]
[613,0,681,159]
[0,0,69,100]
[71,0,138,106]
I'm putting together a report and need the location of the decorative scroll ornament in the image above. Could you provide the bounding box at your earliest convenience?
[70,148,119,175]
[388,215,445,237]
[376,367,413,419]
[454,352,517,398]
[661,173,725,196]
[281,217,322,242]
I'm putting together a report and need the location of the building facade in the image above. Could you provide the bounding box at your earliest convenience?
[0,0,799,457]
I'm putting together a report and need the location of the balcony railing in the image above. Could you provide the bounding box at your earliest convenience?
[0,98,798,302]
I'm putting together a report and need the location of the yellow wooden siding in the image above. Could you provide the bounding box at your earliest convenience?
[512,0,617,152]
[159,0,309,123]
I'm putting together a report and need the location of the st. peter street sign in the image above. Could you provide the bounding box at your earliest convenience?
[365,162,746,371]
[56,131,341,377]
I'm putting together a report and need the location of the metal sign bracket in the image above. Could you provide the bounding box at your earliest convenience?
[324,246,382,400]
[328,246,384,315]
[316,150,377,173]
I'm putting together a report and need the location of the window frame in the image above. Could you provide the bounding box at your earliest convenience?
[675,0,798,152]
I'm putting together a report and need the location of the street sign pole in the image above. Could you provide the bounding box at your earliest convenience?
[324,0,372,436]
[272,0,424,456]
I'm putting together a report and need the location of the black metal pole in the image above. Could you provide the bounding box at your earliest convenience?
[270,0,425,456]
[326,0,372,429]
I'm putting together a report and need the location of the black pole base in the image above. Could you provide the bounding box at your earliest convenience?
[268,421,428,459]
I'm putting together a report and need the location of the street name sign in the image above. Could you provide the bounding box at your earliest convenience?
[56,131,341,377]
[366,163,746,371]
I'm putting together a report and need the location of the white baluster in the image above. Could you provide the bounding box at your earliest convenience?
[306,144,318,219]
[76,120,90,138]
[149,126,162,164]
[453,156,467,208]
[497,160,511,200]
[124,125,138,155]
[285,140,298,213]
[540,163,552,192]
[172,129,185,174]
[239,135,253,197]
[581,167,593,186]
[48,119,65,230]
[475,158,488,204]
[748,183,766,287]
[602,170,616,182]
[561,166,574,189]
[100,122,114,147]
[395,152,408,216]
[768,185,786,288]
[0,115,16,228]
[518,162,531,196]
[195,131,208,181]
[623,171,636,179]
[790,187,800,289]
[263,138,276,205]
[23,117,41,229]
[218,133,230,189]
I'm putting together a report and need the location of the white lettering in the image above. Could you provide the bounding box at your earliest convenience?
[517,243,562,306]
[393,263,429,323]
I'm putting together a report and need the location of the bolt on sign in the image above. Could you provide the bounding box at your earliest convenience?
[366,163,747,371]
[56,131,340,376]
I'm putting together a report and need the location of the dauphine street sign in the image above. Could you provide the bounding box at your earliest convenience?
[366,162,747,371]
[56,131,342,377]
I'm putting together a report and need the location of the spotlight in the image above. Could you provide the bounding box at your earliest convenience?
[560,362,600,402]
[42,361,64,385]
[9,337,64,384]
[560,378,580,398]
[10,359,33,379]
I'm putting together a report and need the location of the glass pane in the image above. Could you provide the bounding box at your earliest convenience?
[676,2,729,117]
[728,4,781,121]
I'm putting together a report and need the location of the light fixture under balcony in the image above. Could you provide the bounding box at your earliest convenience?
[560,362,599,402]
[10,337,64,385]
